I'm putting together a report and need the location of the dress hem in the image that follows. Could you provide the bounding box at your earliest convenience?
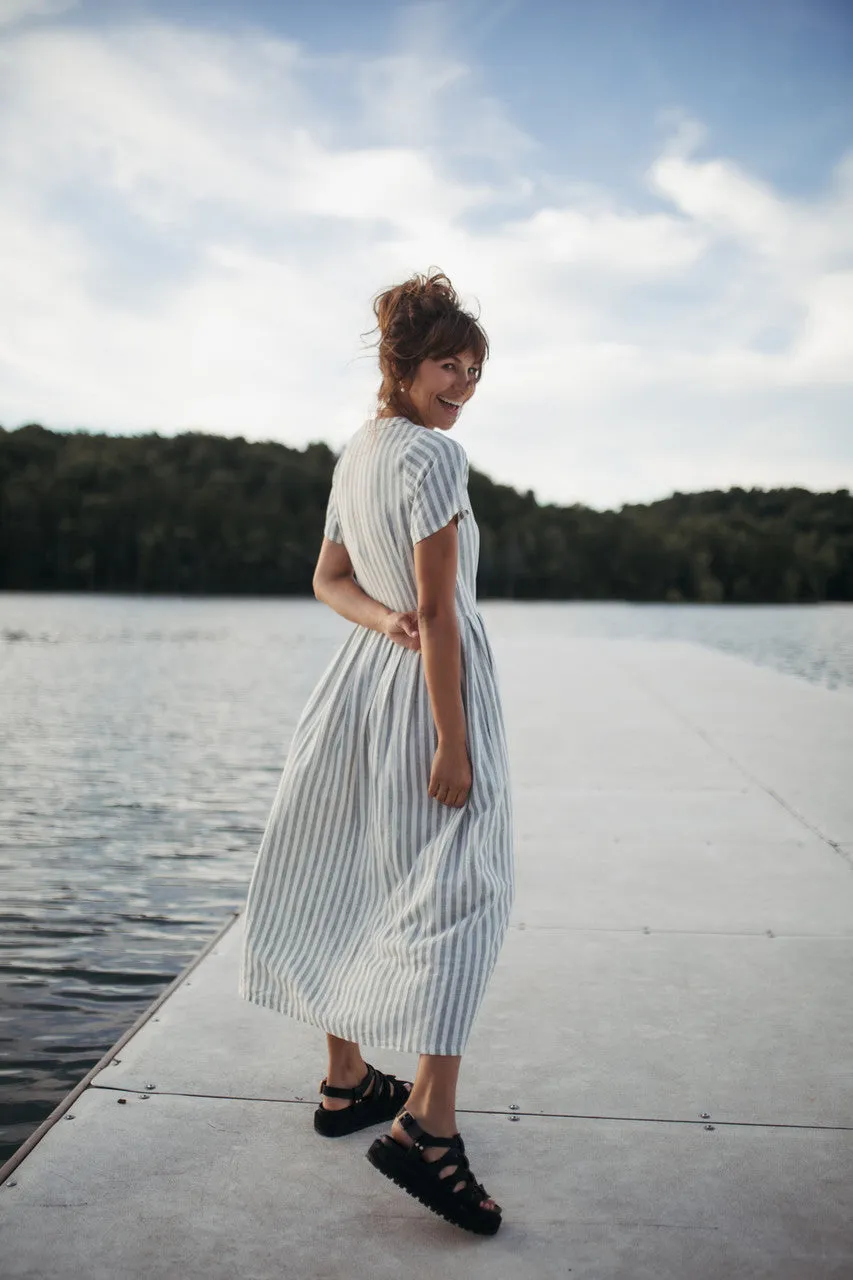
[238,982,472,1057]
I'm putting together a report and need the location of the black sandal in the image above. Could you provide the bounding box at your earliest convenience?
[313,1062,413,1137]
[366,1109,502,1236]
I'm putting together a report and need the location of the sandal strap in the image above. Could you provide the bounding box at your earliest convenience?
[376,1070,409,1106]
[431,1145,492,1207]
[396,1109,458,1151]
[320,1064,411,1104]
[395,1111,494,1208]
[319,1062,376,1101]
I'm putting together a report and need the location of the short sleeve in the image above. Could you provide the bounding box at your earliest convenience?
[410,443,471,545]
[323,484,344,544]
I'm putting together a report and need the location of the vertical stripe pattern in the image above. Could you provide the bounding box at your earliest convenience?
[238,416,515,1055]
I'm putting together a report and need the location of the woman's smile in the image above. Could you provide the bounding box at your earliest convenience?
[436,395,463,420]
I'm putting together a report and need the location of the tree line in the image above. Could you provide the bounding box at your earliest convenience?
[1,424,850,602]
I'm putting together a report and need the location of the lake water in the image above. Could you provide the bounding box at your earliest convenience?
[2,593,852,1164]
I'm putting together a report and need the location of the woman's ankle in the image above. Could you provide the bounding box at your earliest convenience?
[326,1058,368,1085]
[324,1035,367,1082]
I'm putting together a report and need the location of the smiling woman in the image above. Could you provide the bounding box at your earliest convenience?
[371,271,488,430]
[238,269,514,1235]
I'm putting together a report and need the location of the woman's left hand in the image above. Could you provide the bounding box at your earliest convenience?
[382,610,421,651]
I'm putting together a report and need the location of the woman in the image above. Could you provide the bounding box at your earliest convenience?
[239,271,515,1236]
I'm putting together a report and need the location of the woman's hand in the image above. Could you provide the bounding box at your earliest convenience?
[382,610,421,651]
[429,739,472,808]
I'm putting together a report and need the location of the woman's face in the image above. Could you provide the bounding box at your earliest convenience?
[406,348,480,430]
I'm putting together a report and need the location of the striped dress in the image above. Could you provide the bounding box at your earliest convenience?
[238,415,515,1055]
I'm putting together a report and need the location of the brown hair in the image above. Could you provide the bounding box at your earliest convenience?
[369,270,488,424]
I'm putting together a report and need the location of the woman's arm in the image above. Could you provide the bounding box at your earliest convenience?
[414,516,470,806]
[313,537,390,631]
[313,538,419,649]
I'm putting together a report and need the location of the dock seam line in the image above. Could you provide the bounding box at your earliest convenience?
[507,924,853,937]
[85,1085,853,1132]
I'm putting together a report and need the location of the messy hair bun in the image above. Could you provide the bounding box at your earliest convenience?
[370,270,488,424]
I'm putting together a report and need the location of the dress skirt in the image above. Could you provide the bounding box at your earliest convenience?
[238,415,515,1055]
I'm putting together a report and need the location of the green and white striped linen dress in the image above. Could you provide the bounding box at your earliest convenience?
[238,415,515,1055]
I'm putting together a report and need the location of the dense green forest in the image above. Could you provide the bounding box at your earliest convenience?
[1,424,851,602]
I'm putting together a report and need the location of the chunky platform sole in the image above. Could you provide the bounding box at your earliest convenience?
[313,1092,406,1137]
[365,1135,502,1236]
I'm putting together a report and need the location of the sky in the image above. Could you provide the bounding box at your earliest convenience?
[0,0,851,509]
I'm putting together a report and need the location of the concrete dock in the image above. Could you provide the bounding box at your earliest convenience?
[1,636,852,1278]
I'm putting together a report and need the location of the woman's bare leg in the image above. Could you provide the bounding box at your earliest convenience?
[390,1053,497,1211]
[319,1034,371,1111]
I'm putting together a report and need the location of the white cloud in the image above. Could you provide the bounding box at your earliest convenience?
[0,17,850,509]
[0,0,75,26]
